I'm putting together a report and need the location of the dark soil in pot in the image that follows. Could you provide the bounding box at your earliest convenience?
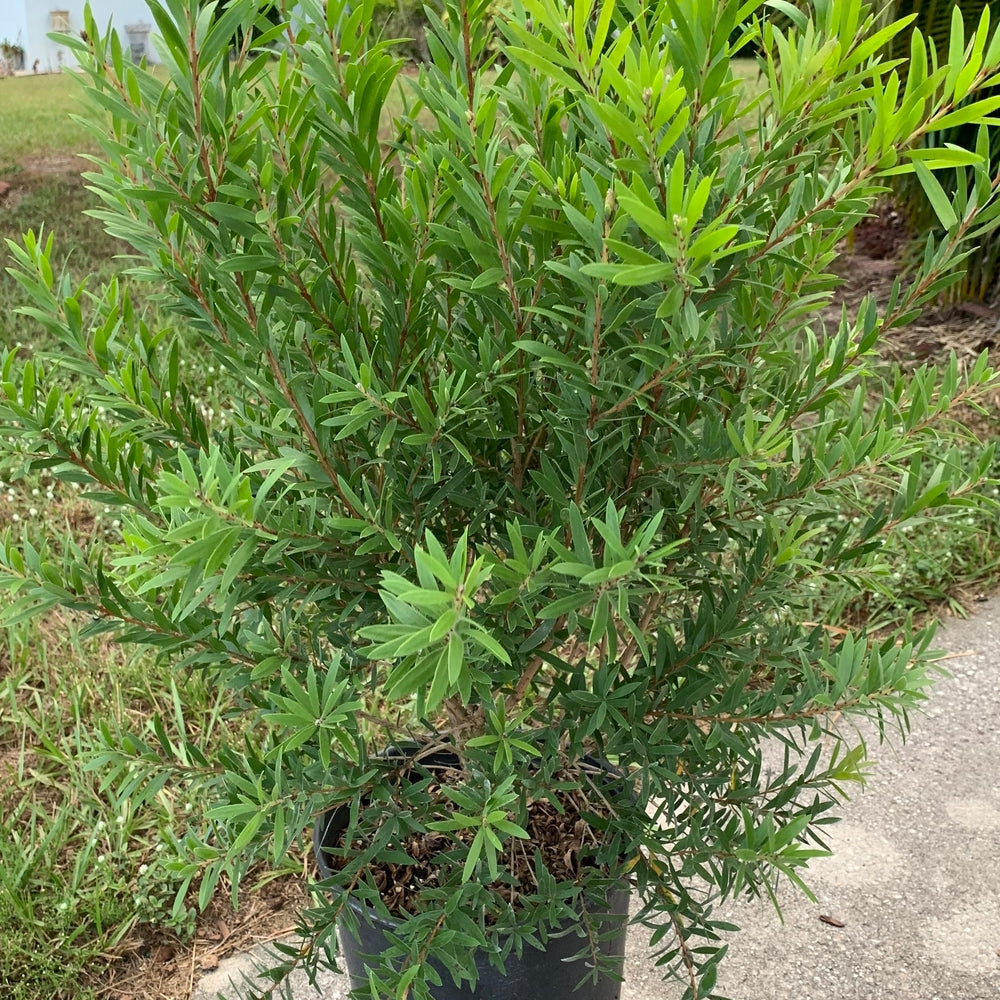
[312,747,630,1000]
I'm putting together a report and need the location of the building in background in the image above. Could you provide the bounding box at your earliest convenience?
[0,2,157,74]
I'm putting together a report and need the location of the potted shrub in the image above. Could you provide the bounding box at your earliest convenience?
[3,0,1000,996]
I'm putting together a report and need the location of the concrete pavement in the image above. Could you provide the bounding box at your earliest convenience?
[192,600,1000,999]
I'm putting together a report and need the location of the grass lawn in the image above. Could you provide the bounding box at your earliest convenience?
[0,73,98,166]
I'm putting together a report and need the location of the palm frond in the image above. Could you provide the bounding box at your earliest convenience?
[888,0,1000,300]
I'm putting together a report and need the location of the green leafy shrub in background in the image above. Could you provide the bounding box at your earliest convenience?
[0,40,25,73]
[887,0,1000,298]
[4,0,1000,998]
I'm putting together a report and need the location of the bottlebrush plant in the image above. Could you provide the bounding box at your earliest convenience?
[2,1,1000,998]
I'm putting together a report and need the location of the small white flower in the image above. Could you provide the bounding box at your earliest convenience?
[138,864,149,875]
[11,513,19,522]
[28,508,37,518]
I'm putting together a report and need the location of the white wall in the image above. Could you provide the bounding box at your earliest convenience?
[22,1,158,73]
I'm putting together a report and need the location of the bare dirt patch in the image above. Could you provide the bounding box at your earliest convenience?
[835,204,1000,367]
[0,155,89,209]
[96,871,312,1000]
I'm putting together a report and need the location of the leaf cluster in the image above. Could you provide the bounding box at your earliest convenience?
[886,0,1000,298]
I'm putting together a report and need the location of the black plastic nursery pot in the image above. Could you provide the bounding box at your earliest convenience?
[312,750,630,1000]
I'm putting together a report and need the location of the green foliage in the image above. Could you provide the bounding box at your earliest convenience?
[0,74,130,359]
[0,175,128,353]
[206,0,284,52]
[3,1,1000,998]
[887,0,1000,298]
[0,40,25,74]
